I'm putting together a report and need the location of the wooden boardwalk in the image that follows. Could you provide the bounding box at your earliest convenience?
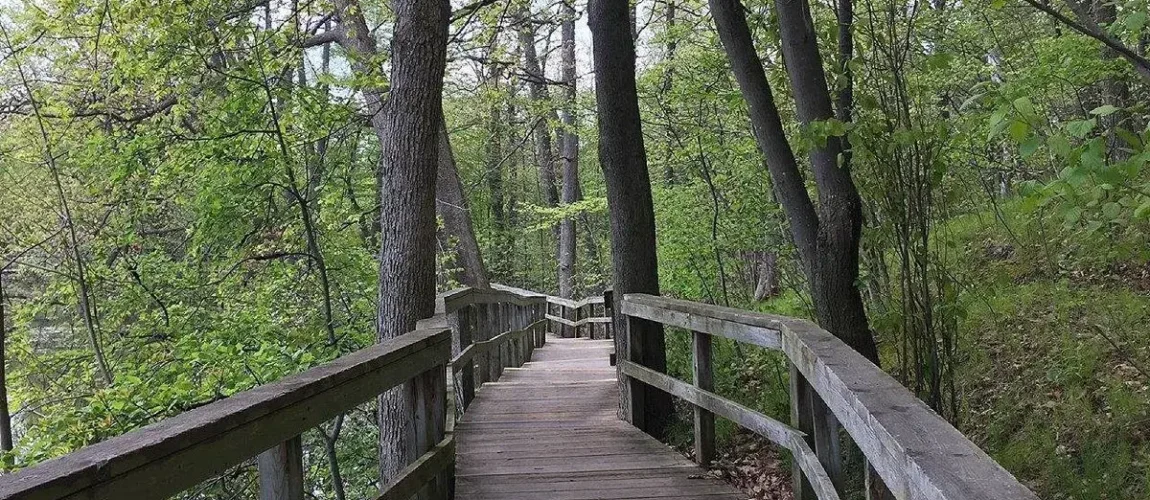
[455,335,747,500]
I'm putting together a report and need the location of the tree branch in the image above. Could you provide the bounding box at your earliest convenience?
[1021,0,1150,82]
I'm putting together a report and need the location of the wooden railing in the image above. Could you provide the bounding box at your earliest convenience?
[618,294,1040,500]
[0,328,454,500]
[544,291,613,339]
[0,285,550,500]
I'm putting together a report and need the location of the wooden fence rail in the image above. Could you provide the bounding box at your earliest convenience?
[618,293,1040,500]
[0,285,551,500]
[0,328,453,500]
[543,292,613,339]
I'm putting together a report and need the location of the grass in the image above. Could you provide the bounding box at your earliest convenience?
[944,201,1150,499]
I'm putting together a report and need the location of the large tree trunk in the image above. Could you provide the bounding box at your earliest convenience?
[775,0,876,362]
[558,0,580,302]
[372,0,450,482]
[589,0,674,440]
[437,117,491,289]
[709,0,878,363]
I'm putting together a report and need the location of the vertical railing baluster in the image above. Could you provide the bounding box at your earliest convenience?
[620,313,646,428]
[692,330,715,467]
[257,436,304,500]
[790,362,845,499]
[452,305,475,410]
[603,289,614,340]
[790,364,818,500]
[413,361,448,500]
[475,303,490,387]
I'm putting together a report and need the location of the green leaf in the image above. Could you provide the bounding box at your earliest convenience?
[1090,105,1119,116]
[1134,201,1150,220]
[1020,136,1042,157]
[1013,97,1037,119]
[1067,118,1096,139]
[1047,134,1073,158]
[1008,120,1031,141]
[1126,12,1147,34]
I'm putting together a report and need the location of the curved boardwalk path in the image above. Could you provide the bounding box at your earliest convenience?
[455,335,747,500]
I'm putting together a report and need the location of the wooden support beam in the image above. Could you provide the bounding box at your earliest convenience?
[373,437,455,500]
[790,363,818,500]
[451,306,475,409]
[692,331,715,467]
[257,436,303,500]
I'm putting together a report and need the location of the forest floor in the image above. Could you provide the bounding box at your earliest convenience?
[945,202,1150,499]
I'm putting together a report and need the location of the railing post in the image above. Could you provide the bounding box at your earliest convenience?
[487,303,501,382]
[535,301,546,347]
[790,363,816,500]
[790,363,843,499]
[451,306,475,410]
[413,363,448,500]
[619,313,645,427]
[257,436,304,500]
[576,302,585,338]
[499,303,511,374]
[691,331,715,467]
[475,303,490,386]
[603,289,614,340]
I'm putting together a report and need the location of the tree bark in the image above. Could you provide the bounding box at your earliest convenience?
[437,117,491,289]
[371,0,451,482]
[775,0,876,362]
[558,0,581,302]
[0,270,13,452]
[485,66,508,277]
[589,0,674,439]
[517,12,562,277]
[710,0,878,363]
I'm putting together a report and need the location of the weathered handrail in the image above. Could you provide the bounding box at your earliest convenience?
[618,293,1039,500]
[0,284,556,500]
[543,290,613,339]
[0,328,452,500]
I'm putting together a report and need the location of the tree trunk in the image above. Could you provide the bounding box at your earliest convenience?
[710,0,878,363]
[0,270,13,452]
[775,0,877,363]
[485,66,507,277]
[589,0,674,439]
[371,0,450,482]
[558,0,580,302]
[437,117,491,289]
[517,12,562,281]
[661,0,678,184]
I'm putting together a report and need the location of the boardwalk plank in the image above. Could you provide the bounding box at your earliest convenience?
[455,336,748,500]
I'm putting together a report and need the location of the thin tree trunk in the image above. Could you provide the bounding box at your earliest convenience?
[661,0,678,184]
[559,0,580,302]
[589,0,674,439]
[485,66,507,277]
[0,270,13,452]
[518,10,563,284]
[710,0,878,362]
[437,117,491,289]
[1,25,114,384]
[370,0,451,482]
[319,414,346,500]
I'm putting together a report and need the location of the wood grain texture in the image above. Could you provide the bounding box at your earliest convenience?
[455,336,747,500]
[0,328,451,500]
[622,293,1039,500]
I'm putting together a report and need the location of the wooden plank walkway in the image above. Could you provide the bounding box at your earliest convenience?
[455,335,747,500]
